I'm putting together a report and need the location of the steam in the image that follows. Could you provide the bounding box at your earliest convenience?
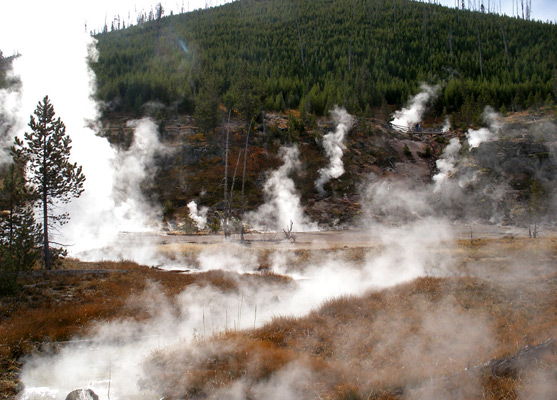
[315,107,354,195]
[0,73,21,165]
[61,118,166,263]
[466,106,501,148]
[246,146,316,232]
[442,115,451,132]
[0,8,168,265]
[361,176,434,223]
[187,200,208,230]
[19,215,457,400]
[432,138,462,191]
[391,84,439,131]
[433,107,501,191]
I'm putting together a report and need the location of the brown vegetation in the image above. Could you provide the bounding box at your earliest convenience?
[0,260,290,398]
[1,237,556,399]
[141,271,556,399]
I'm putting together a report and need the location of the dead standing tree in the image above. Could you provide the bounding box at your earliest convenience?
[283,220,296,243]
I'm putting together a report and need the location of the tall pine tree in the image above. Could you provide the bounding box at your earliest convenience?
[12,96,85,270]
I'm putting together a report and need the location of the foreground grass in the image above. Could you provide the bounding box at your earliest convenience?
[1,237,556,399]
[0,260,289,398]
[141,274,556,399]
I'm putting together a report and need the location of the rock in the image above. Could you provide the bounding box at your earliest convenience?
[65,389,99,400]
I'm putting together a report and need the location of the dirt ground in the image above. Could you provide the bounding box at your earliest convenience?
[158,222,554,249]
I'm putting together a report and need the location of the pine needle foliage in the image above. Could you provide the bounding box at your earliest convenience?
[93,0,557,116]
[12,96,85,270]
[0,164,41,294]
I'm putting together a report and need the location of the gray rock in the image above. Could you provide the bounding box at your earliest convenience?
[65,389,99,400]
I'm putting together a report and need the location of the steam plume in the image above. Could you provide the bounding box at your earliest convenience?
[432,138,462,191]
[246,146,316,232]
[19,215,456,400]
[62,118,166,263]
[188,200,208,230]
[466,106,501,148]
[391,84,439,131]
[315,107,354,195]
[0,9,167,265]
[442,116,451,132]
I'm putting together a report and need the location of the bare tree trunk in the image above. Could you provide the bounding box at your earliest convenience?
[43,188,50,270]
[42,137,51,270]
[500,23,510,68]
[223,110,231,238]
[448,26,453,64]
[228,149,243,217]
[240,119,253,242]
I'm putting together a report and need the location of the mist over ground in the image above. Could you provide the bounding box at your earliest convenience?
[0,4,555,400]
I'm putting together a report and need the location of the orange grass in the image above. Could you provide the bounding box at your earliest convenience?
[1,237,556,399]
[0,261,291,398]
[141,272,556,399]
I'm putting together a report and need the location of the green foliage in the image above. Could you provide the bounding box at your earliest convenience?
[403,143,412,157]
[420,145,433,158]
[92,0,557,117]
[0,165,41,294]
[286,112,304,143]
[194,75,221,133]
[12,96,85,270]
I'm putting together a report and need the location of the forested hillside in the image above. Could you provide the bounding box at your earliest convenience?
[93,0,557,119]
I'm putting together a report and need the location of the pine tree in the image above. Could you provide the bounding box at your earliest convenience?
[12,96,85,270]
[194,77,220,133]
[0,164,41,293]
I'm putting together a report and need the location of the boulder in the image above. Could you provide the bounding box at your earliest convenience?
[65,389,99,400]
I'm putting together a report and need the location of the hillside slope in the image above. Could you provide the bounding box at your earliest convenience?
[100,108,556,230]
[92,0,557,116]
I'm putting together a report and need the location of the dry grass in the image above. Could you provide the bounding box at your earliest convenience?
[141,270,556,399]
[1,237,556,399]
[0,260,291,398]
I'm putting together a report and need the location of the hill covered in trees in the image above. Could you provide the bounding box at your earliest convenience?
[92,0,557,119]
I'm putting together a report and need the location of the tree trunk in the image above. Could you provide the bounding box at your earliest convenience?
[223,110,231,238]
[477,27,483,78]
[229,149,243,217]
[43,189,50,270]
[481,339,554,378]
[42,135,51,270]
[240,119,252,242]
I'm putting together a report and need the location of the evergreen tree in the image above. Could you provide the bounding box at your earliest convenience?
[12,96,85,270]
[194,77,220,133]
[0,164,41,293]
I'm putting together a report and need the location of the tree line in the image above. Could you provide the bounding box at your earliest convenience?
[92,0,557,120]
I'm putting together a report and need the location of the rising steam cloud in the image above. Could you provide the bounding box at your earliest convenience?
[466,106,501,148]
[247,146,316,232]
[0,6,168,265]
[432,137,462,191]
[187,200,208,230]
[62,118,166,263]
[391,83,439,131]
[315,107,354,195]
[433,106,502,193]
[19,216,457,400]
